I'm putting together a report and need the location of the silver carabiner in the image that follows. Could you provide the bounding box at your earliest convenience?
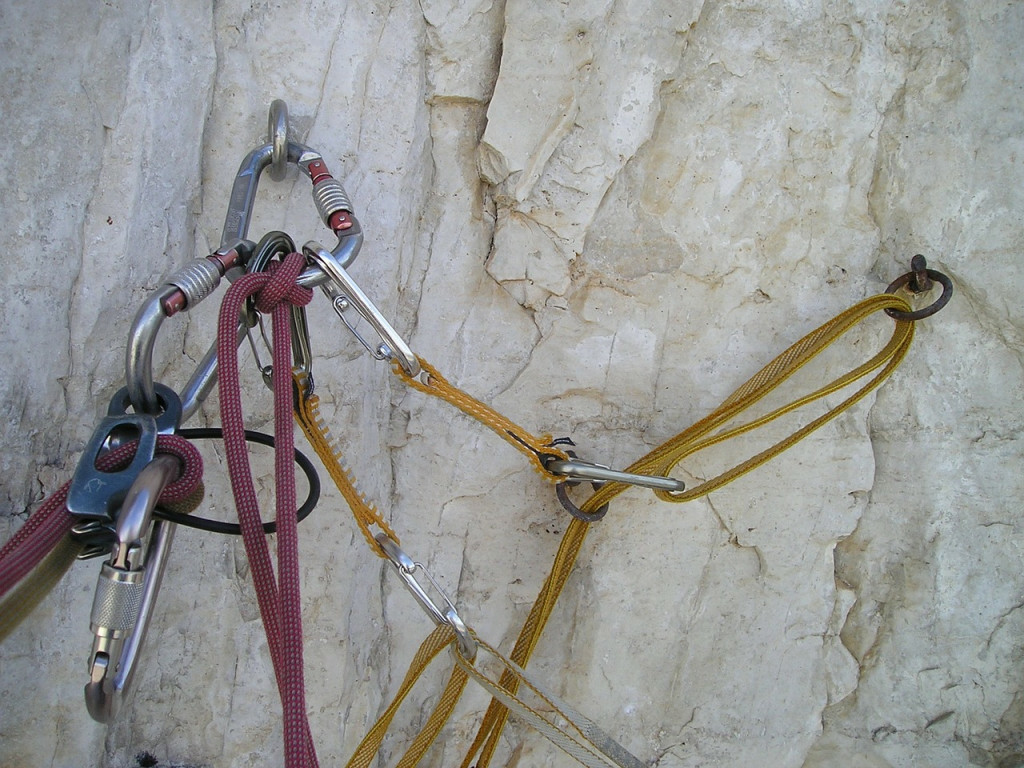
[545,458,685,493]
[375,534,476,660]
[126,100,359,418]
[244,231,316,393]
[303,241,420,378]
[220,101,360,280]
[84,454,179,723]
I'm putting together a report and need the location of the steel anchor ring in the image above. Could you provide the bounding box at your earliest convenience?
[885,255,953,321]
[555,481,610,523]
[268,99,289,182]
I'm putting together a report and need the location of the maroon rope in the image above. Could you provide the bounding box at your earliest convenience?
[216,253,319,768]
[0,435,203,599]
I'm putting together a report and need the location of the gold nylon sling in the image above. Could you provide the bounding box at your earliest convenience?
[460,292,915,768]
[297,293,914,767]
[342,625,469,768]
[292,372,401,557]
[394,357,571,480]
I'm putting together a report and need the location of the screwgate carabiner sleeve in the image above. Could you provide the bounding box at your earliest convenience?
[125,101,363,418]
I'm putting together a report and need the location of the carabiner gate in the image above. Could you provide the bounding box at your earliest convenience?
[303,242,420,378]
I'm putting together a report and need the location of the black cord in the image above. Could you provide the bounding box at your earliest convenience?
[154,428,321,535]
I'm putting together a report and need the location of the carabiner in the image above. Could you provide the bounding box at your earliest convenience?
[544,458,685,493]
[84,454,179,723]
[125,100,359,418]
[219,102,361,280]
[303,241,420,378]
[375,533,476,660]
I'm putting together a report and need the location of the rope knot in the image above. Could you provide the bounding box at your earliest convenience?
[253,252,313,314]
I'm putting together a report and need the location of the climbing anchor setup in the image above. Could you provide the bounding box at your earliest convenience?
[0,101,953,767]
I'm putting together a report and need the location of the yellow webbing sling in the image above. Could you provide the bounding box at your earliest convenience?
[299,293,914,767]
[292,372,401,557]
[458,293,915,767]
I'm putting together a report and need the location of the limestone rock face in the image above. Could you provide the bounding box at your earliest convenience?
[1,2,1022,767]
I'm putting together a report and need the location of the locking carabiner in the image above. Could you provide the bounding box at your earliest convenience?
[218,98,362,281]
[83,454,179,723]
[125,100,359,418]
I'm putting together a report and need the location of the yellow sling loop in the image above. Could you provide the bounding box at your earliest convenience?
[394,357,572,480]
[342,624,469,768]
[300,292,916,766]
[460,292,915,767]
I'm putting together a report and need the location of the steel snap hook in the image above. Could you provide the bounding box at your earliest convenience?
[544,451,685,522]
[545,457,686,493]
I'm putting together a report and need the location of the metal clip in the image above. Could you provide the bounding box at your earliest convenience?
[375,534,476,660]
[125,100,361,419]
[84,454,179,723]
[545,457,685,493]
[243,231,317,394]
[220,100,362,281]
[303,242,420,377]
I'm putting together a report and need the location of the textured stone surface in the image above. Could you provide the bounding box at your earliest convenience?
[1,1,1022,767]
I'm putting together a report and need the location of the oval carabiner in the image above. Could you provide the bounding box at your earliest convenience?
[245,231,316,393]
[375,534,477,660]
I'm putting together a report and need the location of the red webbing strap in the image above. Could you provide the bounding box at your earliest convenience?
[0,435,203,600]
[216,253,319,768]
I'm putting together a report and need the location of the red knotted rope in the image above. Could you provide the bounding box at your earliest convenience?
[0,435,203,599]
[216,252,319,768]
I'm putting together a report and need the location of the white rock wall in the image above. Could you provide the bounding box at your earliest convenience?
[1,1,1022,767]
